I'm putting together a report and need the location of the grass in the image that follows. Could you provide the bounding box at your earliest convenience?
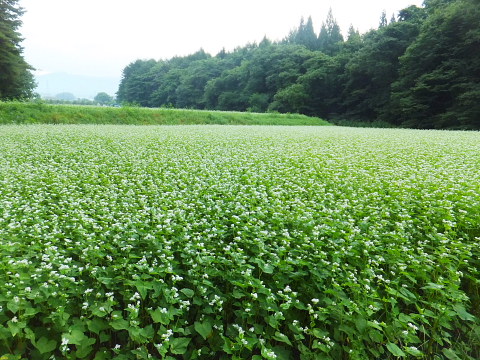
[0,125,479,359]
[0,101,331,126]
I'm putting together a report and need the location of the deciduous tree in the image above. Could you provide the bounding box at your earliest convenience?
[391,0,480,128]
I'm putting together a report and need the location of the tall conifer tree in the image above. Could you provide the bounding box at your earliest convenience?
[0,0,34,99]
[379,10,388,27]
[318,8,344,55]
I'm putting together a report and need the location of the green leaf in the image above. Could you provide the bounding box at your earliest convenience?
[404,346,423,357]
[91,306,108,317]
[386,343,406,357]
[222,336,234,354]
[135,281,151,299]
[7,321,24,337]
[24,307,39,317]
[139,325,155,339]
[367,321,383,330]
[93,350,109,360]
[453,304,476,321]
[398,313,413,324]
[63,329,86,345]
[368,329,383,343]
[273,331,292,346]
[442,348,462,360]
[150,308,171,325]
[355,317,367,332]
[34,337,57,354]
[338,324,355,336]
[259,262,274,274]
[88,318,109,334]
[194,319,213,340]
[180,288,195,298]
[272,345,292,360]
[24,327,35,341]
[131,346,149,358]
[7,301,19,314]
[421,282,444,291]
[0,355,22,360]
[110,319,129,331]
[98,277,113,286]
[312,328,328,338]
[232,289,244,298]
[0,326,11,340]
[76,337,95,358]
[267,315,280,329]
[169,337,190,355]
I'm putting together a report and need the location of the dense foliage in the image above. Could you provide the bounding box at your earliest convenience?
[117,0,480,129]
[0,0,35,99]
[0,101,330,125]
[0,125,479,359]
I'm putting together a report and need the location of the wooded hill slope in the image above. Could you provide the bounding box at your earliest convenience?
[117,0,479,130]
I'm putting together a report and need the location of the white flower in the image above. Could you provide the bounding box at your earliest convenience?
[265,350,277,359]
[130,292,140,301]
[408,322,418,331]
[161,329,173,340]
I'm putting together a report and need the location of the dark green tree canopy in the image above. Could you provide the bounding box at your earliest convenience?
[117,0,480,129]
[318,9,344,55]
[286,16,318,51]
[94,92,114,105]
[0,0,35,99]
[391,0,480,128]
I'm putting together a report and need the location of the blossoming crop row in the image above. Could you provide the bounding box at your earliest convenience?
[0,125,479,359]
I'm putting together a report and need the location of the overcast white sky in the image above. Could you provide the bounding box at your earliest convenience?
[19,0,424,79]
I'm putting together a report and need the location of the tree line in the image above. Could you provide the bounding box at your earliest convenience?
[117,0,479,129]
[0,0,35,100]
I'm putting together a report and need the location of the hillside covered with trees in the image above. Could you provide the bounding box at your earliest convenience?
[117,0,479,129]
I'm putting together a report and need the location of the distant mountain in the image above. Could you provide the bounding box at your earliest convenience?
[35,72,120,100]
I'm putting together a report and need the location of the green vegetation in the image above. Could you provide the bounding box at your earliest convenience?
[0,101,331,126]
[94,92,115,106]
[0,125,479,359]
[0,0,35,100]
[117,0,480,130]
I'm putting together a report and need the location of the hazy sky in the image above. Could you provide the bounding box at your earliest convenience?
[19,0,424,79]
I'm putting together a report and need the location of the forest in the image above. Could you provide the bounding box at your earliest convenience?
[117,0,480,129]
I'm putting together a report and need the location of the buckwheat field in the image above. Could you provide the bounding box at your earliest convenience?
[0,125,479,359]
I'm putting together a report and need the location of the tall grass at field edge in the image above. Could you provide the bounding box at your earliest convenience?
[0,101,332,126]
